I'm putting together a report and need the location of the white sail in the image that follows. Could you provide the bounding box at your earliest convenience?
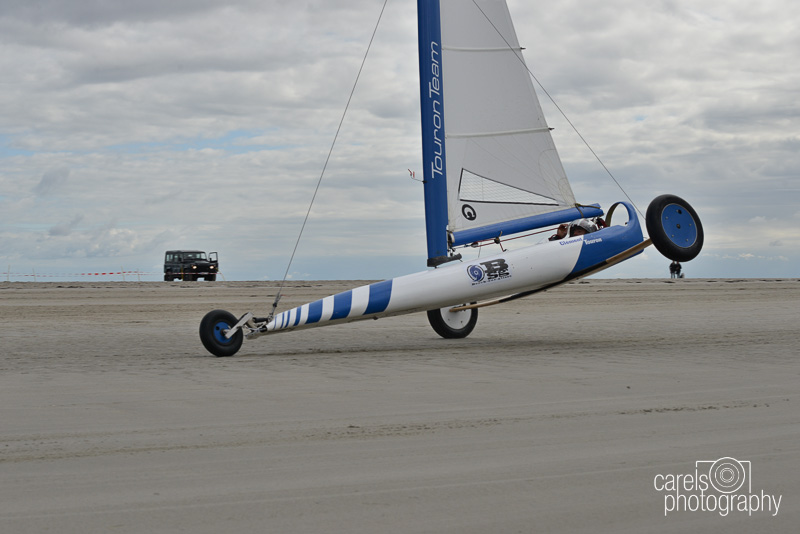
[439,0,577,245]
[197,0,670,356]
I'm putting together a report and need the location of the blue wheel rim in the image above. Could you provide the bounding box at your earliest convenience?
[661,203,698,248]
[213,321,233,344]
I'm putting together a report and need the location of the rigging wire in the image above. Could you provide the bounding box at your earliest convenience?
[268,0,391,320]
[469,0,645,220]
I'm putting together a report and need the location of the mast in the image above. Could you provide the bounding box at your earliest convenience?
[417,0,451,267]
[418,0,604,261]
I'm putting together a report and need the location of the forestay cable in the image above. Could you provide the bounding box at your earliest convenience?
[268,0,390,320]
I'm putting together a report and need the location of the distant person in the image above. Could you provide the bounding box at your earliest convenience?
[670,260,683,279]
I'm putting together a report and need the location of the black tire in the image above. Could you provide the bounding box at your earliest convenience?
[646,194,704,262]
[164,274,171,281]
[205,275,216,281]
[427,305,478,339]
[199,309,243,357]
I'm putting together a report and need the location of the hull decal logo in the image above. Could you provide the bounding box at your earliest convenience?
[467,259,511,285]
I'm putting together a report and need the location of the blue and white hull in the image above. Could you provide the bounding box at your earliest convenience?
[199,196,704,355]
[261,202,644,336]
[197,0,706,356]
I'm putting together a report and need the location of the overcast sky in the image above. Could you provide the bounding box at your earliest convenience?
[1,0,798,281]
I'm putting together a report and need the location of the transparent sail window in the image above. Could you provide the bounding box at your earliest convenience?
[458,169,557,205]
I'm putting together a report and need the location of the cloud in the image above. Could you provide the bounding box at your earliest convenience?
[34,222,175,261]
[33,167,70,196]
[1,0,799,279]
[703,252,789,262]
[48,214,84,236]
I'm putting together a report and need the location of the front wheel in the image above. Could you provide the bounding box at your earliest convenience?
[427,305,478,339]
[199,309,243,357]
[646,194,704,262]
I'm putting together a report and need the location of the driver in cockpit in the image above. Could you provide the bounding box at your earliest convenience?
[548,217,605,241]
[568,218,598,237]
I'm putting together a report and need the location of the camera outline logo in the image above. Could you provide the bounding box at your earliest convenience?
[653,456,782,517]
[696,457,751,494]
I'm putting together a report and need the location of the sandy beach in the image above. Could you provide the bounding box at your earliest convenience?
[1,278,798,533]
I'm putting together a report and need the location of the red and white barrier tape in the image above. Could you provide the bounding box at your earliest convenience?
[2,271,220,279]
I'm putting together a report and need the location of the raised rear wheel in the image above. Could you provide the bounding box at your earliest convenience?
[199,309,243,357]
[427,305,478,339]
[646,194,704,262]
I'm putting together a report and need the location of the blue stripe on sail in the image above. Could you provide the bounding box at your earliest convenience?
[451,205,604,247]
[306,300,324,324]
[292,308,301,327]
[331,290,353,321]
[364,280,393,315]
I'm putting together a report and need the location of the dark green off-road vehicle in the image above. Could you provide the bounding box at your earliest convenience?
[164,250,218,281]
